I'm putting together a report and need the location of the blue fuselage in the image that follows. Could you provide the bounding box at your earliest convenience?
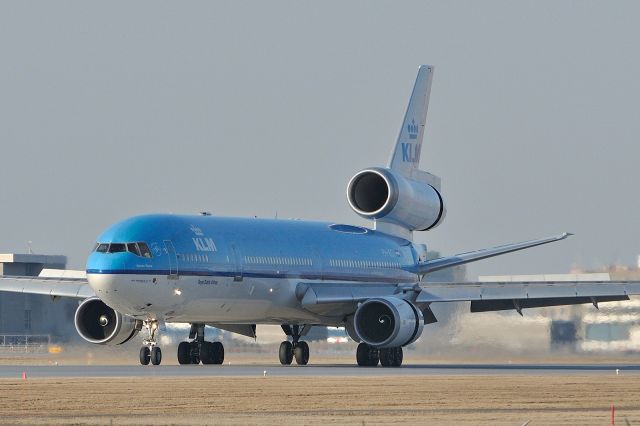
[86,214,420,324]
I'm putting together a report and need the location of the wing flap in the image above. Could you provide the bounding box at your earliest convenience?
[418,280,640,315]
[416,281,640,303]
[471,296,629,313]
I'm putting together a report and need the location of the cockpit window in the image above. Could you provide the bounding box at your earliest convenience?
[96,243,109,253]
[127,243,141,257]
[138,242,152,258]
[95,241,152,258]
[109,243,126,253]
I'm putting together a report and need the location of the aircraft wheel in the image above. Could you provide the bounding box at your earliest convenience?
[139,346,150,365]
[150,346,162,366]
[380,347,403,367]
[356,343,379,367]
[200,341,215,364]
[294,341,309,365]
[212,341,225,365]
[393,347,403,367]
[189,341,201,364]
[177,342,191,365]
[279,341,293,365]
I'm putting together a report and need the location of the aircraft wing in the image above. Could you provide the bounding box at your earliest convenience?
[0,269,93,299]
[407,233,572,275]
[298,279,640,316]
[415,280,640,314]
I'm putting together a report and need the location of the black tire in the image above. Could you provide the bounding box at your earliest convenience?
[150,346,162,366]
[139,346,150,365]
[200,341,215,364]
[279,341,293,365]
[294,341,309,365]
[367,346,379,367]
[393,347,403,367]
[379,348,392,367]
[177,342,191,365]
[212,341,224,365]
[356,343,379,367]
[189,341,200,364]
[380,347,403,367]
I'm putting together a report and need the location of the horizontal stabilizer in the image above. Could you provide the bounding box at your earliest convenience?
[408,233,572,276]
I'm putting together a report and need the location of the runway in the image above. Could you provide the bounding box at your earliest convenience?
[1,363,639,378]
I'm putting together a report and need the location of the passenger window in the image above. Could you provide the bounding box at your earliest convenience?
[127,243,141,256]
[138,243,152,258]
[109,243,126,253]
[96,243,109,253]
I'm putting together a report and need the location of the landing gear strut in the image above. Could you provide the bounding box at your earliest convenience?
[279,325,310,366]
[177,323,224,365]
[356,343,403,367]
[140,320,162,366]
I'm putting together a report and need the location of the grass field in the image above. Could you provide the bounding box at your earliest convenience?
[0,375,637,425]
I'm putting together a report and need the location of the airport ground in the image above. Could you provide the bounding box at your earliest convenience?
[0,374,638,425]
[1,343,639,425]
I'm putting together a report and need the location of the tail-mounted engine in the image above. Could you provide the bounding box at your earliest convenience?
[347,167,446,232]
[74,297,142,345]
[352,296,424,348]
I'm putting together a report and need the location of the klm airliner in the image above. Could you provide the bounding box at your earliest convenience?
[2,66,639,367]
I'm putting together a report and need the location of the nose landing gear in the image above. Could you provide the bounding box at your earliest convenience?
[279,324,310,365]
[177,323,225,365]
[140,320,162,366]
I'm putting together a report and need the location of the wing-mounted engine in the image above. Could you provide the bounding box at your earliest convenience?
[352,296,424,348]
[347,167,446,233]
[74,297,142,345]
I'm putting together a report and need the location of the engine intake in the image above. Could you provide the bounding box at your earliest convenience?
[74,297,141,345]
[353,296,424,348]
[347,167,445,232]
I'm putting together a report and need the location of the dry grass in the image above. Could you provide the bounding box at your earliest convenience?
[0,375,637,425]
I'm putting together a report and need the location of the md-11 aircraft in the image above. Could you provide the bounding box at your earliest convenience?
[2,65,639,367]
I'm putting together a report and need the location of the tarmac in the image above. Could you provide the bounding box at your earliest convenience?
[2,363,639,378]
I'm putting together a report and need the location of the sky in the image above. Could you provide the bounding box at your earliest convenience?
[0,1,639,278]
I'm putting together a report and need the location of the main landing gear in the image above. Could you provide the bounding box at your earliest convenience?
[356,343,403,367]
[177,323,224,365]
[140,320,162,366]
[279,324,310,366]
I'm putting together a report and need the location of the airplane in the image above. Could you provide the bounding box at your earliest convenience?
[1,65,639,367]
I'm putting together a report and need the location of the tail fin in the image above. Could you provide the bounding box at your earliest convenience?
[388,65,434,177]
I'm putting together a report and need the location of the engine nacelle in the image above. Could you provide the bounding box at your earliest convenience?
[353,296,424,348]
[347,167,446,232]
[74,297,141,345]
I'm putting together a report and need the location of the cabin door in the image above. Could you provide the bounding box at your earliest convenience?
[164,240,179,279]
[231,244,243,282]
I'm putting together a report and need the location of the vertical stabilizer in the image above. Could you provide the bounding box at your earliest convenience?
[388,65,434,176]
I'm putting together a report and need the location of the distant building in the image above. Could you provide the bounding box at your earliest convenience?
[470,271,640,353]
[0,253,78,341]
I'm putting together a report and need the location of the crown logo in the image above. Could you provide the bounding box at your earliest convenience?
[190,224,204,236]
[407,119,418,139]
